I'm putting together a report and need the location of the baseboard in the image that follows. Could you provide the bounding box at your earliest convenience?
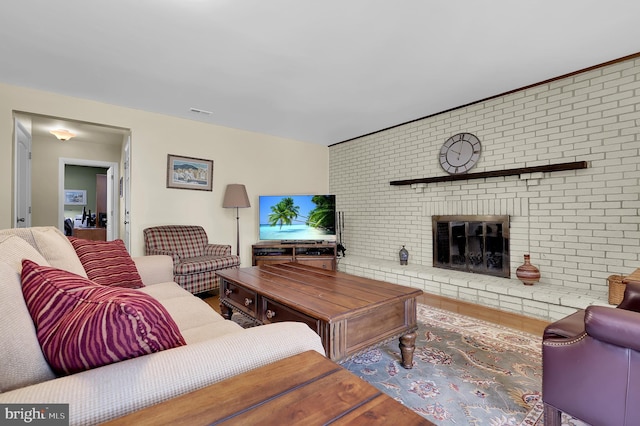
[419,292,550,335]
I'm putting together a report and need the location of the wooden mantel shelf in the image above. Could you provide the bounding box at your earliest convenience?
[390,161,588,186]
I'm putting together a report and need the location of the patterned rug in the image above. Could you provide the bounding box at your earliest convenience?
[231,304,584,425]
[340,304,547,425]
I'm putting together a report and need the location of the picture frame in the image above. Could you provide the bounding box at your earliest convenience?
[166,154,214,191]
[64,189,87,205]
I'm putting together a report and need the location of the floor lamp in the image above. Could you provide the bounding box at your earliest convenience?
[222,184,251,256]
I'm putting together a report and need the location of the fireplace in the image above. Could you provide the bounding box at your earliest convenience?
[432,215,510,278]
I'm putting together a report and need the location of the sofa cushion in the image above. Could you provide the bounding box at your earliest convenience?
[21,260,186,376]
[0,232,50,271]
[174,255,240,275]
[139,282,243,344]
[0,226,89,277]
[0,236,56,392]
[70,238,144,289]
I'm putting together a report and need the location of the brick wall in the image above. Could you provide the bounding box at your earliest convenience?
[329,55,640,297]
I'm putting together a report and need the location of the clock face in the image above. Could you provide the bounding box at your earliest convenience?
[439,133,481,175]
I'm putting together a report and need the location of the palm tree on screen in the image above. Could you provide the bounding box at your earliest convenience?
[268,197,300,229]
[307,195,335,232]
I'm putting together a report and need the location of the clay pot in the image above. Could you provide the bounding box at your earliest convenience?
[516,254,540,286]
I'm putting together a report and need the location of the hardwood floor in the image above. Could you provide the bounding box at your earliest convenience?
[202,289,549,336]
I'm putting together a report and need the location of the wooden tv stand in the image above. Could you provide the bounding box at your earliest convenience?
[252,241,337,270]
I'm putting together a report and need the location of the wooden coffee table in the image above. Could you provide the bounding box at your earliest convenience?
[104,350,434,425]
[217,263,423,368]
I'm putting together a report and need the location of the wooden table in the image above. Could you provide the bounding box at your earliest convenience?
[217,263,423,368]
[72,227,106,241]
[103,350,433,426]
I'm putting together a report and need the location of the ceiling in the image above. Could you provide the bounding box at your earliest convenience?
[21,113,129,146]
[2,1,639,146]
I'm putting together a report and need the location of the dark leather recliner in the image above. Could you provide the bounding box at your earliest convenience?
[542,281,640,425]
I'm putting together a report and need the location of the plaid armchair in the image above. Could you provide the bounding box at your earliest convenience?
[143,225,240,294]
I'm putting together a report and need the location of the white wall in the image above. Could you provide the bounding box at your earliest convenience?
[0,83,329,263]
[330,55,640,295]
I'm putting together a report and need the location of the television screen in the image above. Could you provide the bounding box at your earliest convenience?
[259,194,336,242]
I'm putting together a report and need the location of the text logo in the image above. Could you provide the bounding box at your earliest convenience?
[1,404,68,425]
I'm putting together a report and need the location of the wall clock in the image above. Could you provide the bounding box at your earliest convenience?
[439,132,481,175]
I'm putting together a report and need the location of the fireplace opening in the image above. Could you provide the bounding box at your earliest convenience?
[432,215,510,278]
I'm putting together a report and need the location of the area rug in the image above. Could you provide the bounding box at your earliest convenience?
[340,304,547,425]
[230,304,584,425]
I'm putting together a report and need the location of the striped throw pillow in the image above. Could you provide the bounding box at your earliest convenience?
[21,259,186,376]
[70,238,144,289]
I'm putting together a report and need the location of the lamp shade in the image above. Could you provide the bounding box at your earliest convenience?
[222,184,250,208]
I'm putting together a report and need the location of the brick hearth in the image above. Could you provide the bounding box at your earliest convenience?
[337,255,609,322]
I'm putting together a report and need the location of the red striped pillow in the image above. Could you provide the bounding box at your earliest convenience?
[21,259,186,376]
[70,238,144,289]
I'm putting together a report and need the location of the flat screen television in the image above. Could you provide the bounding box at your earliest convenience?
[259,194,336,242]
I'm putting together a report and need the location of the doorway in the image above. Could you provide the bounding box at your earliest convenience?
[13,111,131,247]
[59,159,118,241]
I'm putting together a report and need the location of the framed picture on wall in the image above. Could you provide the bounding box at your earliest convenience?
[64,189,87,205]
[166,154,214,191]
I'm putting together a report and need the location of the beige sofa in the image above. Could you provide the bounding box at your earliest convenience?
[0,227,325,425]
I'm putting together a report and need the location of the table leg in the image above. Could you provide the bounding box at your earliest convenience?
[220,301,233,320]
[399,331,417,369]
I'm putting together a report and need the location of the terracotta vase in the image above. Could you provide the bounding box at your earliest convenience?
[516,254,540,286]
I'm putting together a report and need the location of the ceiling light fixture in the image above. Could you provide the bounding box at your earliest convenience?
[50,129,76,141]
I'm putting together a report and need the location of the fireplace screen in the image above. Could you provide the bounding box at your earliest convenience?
[432,215,510,278]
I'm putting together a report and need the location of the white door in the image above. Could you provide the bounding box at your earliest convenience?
[106,167,114,240]
[14,120,31,228]
[123,137,132,250]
